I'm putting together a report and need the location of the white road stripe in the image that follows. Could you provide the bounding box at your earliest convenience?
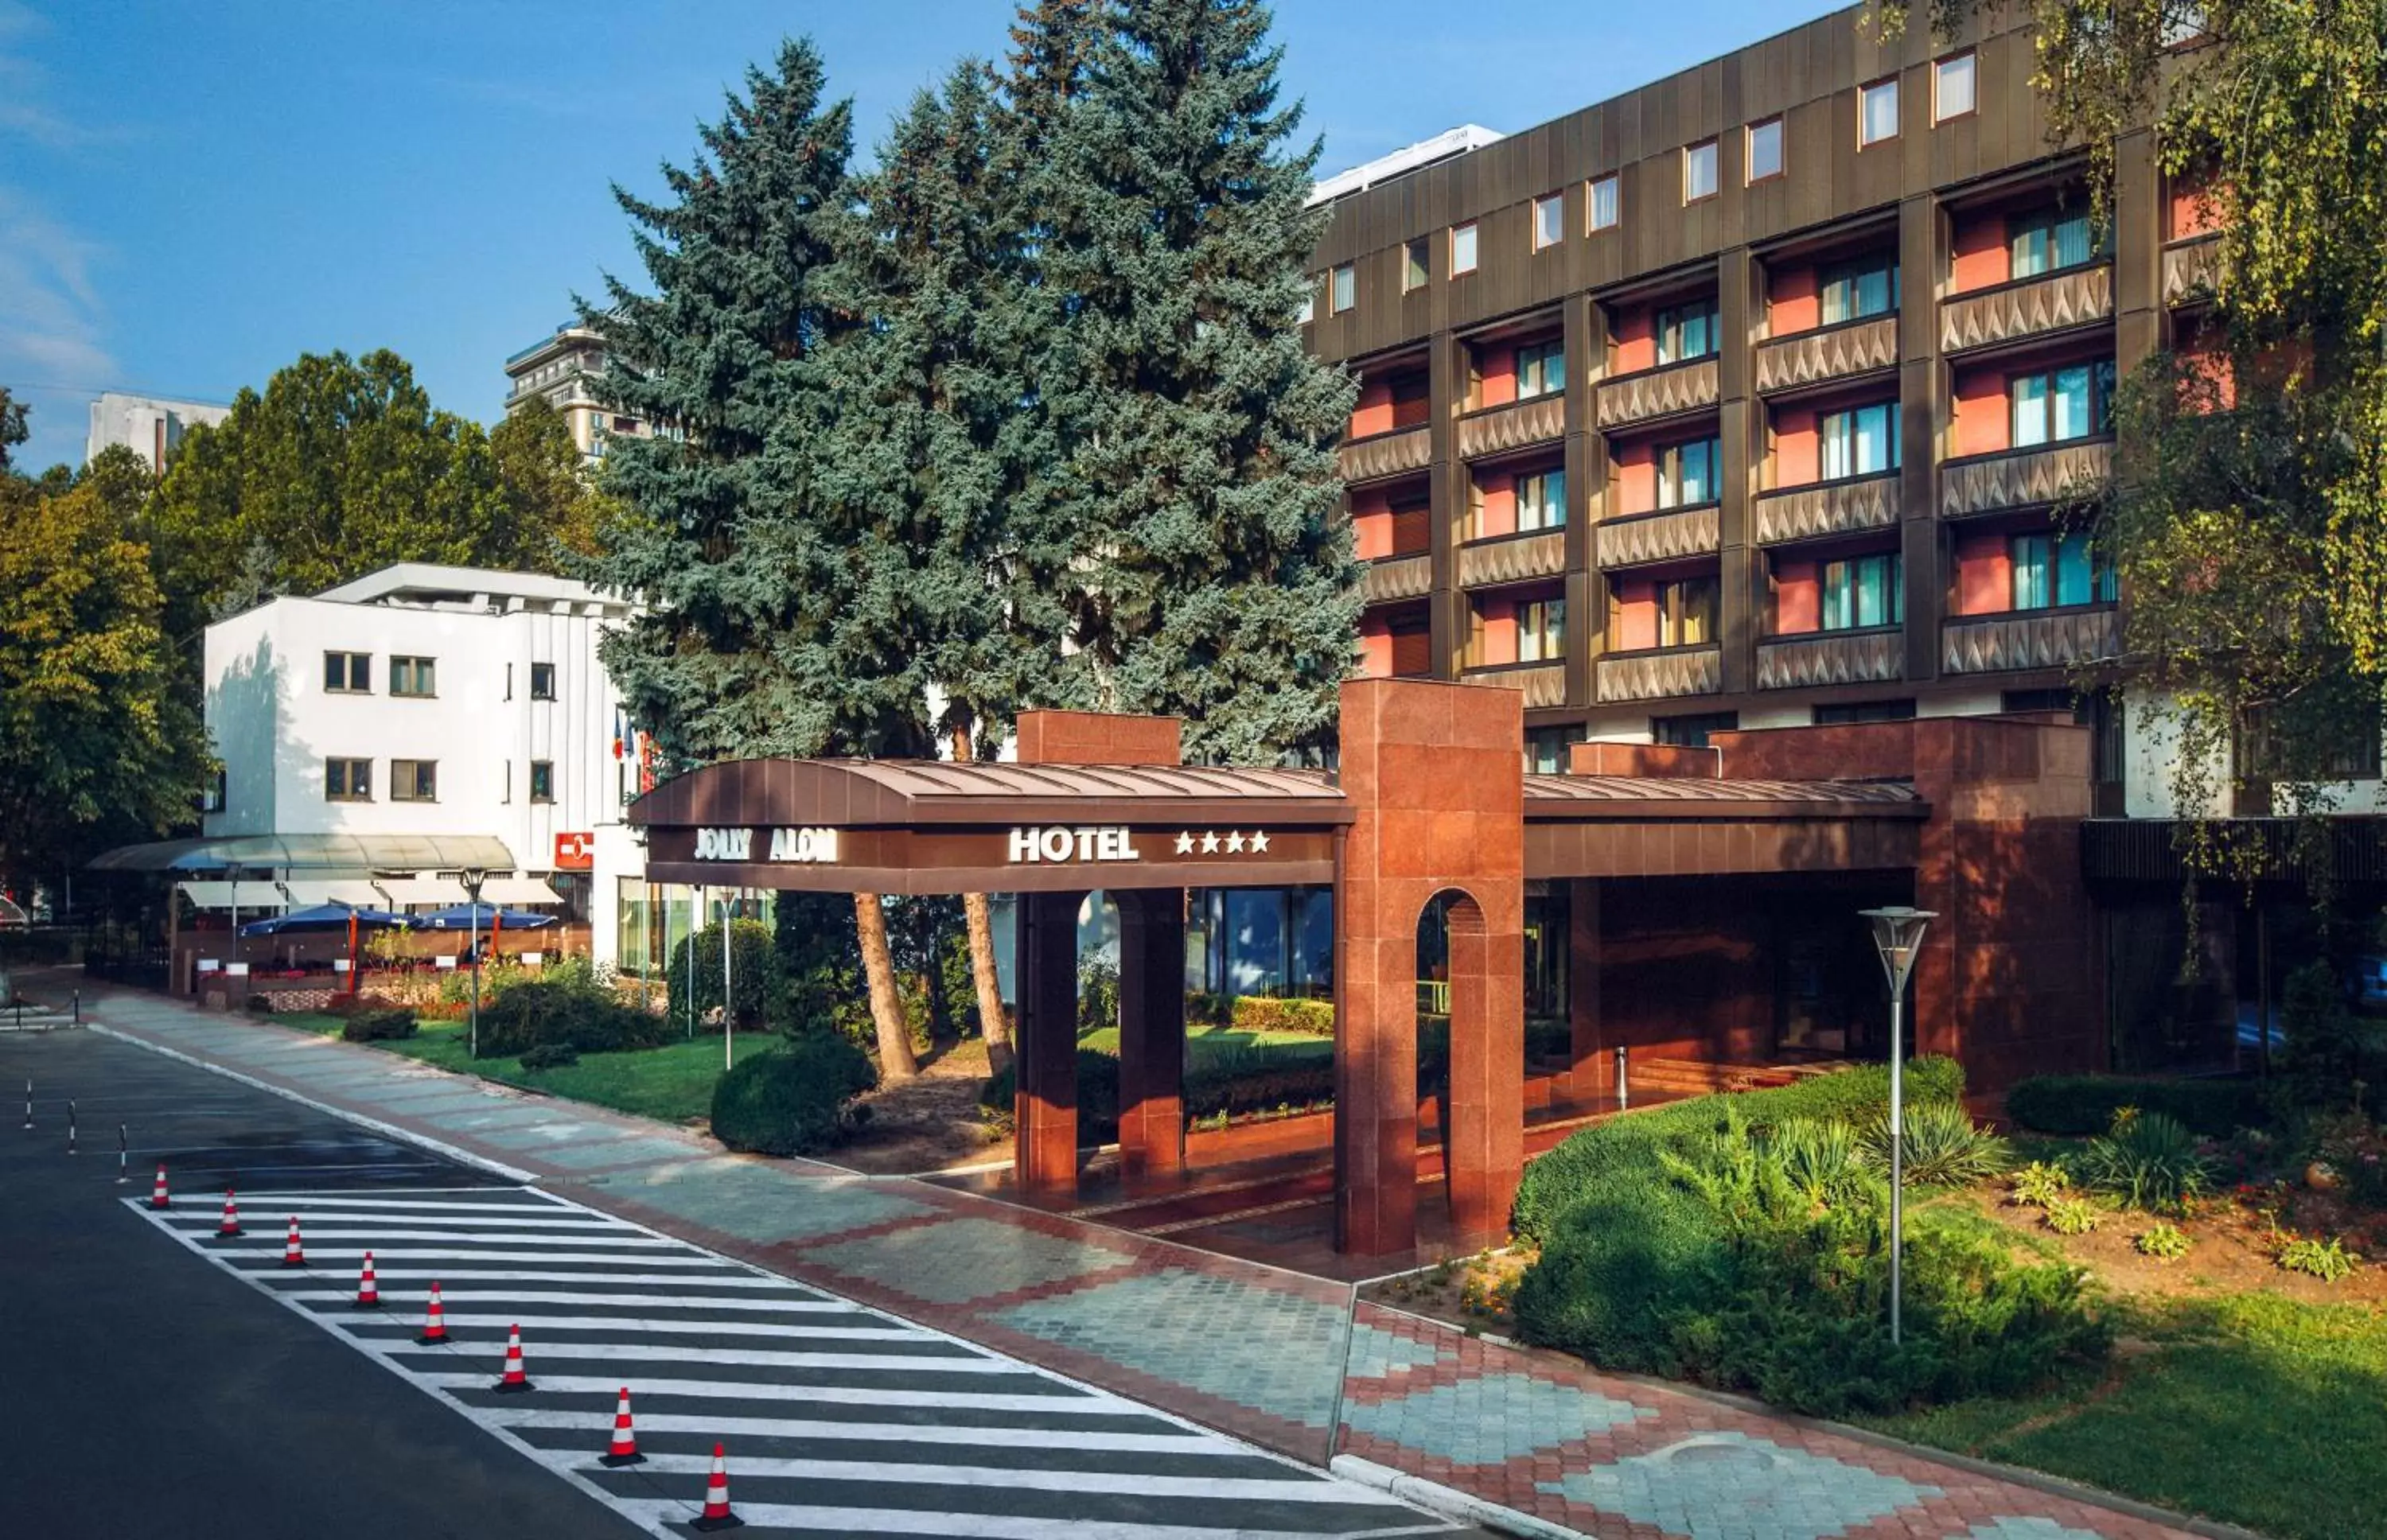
[259,1268,797,1289]
[339,1311,933,1341]
[485,1410,1213,1452]
[175,1227,681,1245]
[604,1499,1450,1540]
[574,1452,1347,1500]
[225,1189,555,1204]
[277,1288,846,1312]
[205,1247,734,1266]
[412,1373,1115,1413]
[397,1340,1020,1372]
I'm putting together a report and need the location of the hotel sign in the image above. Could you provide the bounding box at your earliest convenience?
[1007,826,1142,863]
[694,826,839,863]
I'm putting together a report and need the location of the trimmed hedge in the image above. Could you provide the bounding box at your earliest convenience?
[979,1051,1123,1140]
[2003,1074,2264,1138]
[476,981,675,1058]
[1511,1056,1965,1242]
[1229,995,1335,1037]
[339,1006,419,1043]
[711,1034,878,1156]
[982,1048,1338,1141]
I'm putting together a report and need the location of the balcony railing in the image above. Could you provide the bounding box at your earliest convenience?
[1339,426,1431,484]
[1596,645,1722,703]
[1939,438,2113,520]
[1457,530,1566,589]
[1361,554,1433,605]
[1598,504,1719,569]
[1462,661,1568,710]
[1753,316,1898,394]
[1941,607,2120,675]
[1753,471,1900,546]
[2162,235,2221,307]
[1939,264,2114,353]
[1755,628,1904,690]
[1456,394,1564,461]
[1595,356,1719,430]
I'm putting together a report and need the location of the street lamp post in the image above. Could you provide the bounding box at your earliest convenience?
[461,869,489,1060]
[721,889,735,1071]
[1858,904,1936,1347]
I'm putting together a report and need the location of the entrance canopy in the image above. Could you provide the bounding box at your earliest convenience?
[629,758,1350,894]
[1524,775,1927,877]
[91,833,520,874]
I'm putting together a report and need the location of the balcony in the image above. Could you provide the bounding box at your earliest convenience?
[1756,629,1904,690]
[2163,235,2221,307]
[1462,661,1568,710]
[1361,554,1433,605]
[1596,645,1722,703]
[1754,471,1900,546]
[1340,426,1431,484]
[1457,530,1566,589]
[1595,357,1719,430]
[1939,264,2114,353]
[1941,607,2120,675]
[1598,504,1719,570]
[1456,395,1564,461]
[1753,317,1898,394]
[1939,438,2113,520]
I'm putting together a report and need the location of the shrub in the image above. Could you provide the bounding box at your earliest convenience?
[1229,994,1336,1037]
[339,1006,418,1043]
[2278,1235,2359,1282]
[2136,1222,2192,1261]
[2005,1074,2263,1139]
[2010,1161,2072,1208]
[979,1050,1123,1141]
[1509,1176,1731,1372]
[1076,957,1120,1033]
[710,1033,878,1157]
[1768,1117,1869,1208]
[518,1042,581,1071]
[2044,1196,2103,1235]
[476,978,673,1058]
[664,920,784,1031]
[2081,1110,2213,1214]
[1862,1100,2009,1187]
[1512,1056,1965,1242]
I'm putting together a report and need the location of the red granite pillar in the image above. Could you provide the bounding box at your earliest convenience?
[1014,888,1084,1197]
[1443,895,1524,1246]
[1116,888,1187,1181]
[1563,877,1602,1102]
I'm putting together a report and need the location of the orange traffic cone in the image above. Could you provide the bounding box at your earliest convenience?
[281,1215,306,1268]
[691,1442,741,1530]
[354,1250,380,1309]
[416,1281,449,1345]
[215,1190,242,1238]
[492,1322,532,1393]
[149,1165,170,1210]
[599,1386,644,1466]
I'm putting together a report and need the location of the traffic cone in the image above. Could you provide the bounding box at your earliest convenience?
[354,1250,380,1309]
[598,1386,644,1467]
[281,1215,306,1268]
[215,1190,242,1238]
[691,1442,742,1530]
[492,1323,532,1393]
[416,1281,449,1345]
[149,1165,170,1210]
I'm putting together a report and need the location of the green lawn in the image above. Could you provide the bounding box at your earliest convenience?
[1076,1022,1333,1065]
[303,1014,777,1125]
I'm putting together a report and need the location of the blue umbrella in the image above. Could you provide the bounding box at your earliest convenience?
[407,903,560,931]
[238,902,407,937]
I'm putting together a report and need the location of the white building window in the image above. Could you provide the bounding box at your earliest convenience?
[1746,119,1784,182]
[1934,52,1976,121]
[1587,175,1619,232]
[1860,78,1901,146]
[1331,262,1356,313]
[1532,192,1564,251]
[1451,222,1478,275]
[1684,140,1719,202]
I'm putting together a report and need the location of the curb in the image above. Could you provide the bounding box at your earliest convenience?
[1330,1454,1581,1540]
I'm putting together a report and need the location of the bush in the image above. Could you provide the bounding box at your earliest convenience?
[1077,957,1120,1033]
[518,1042,581,1071]
[1767,1117,1869,1208]
[2277,1235,2359,1282]
[979,1050,1123,1141]
[2005,1074,2264,1138]
[2044,1196,2103,1235]
[664,920,784,1031]
[340,1006,419,1043]
[2081,1109,2214,1214]
[476,977,673,1058]
[1229,994,1336,1037]
[710,1033,879,1157]
[1862,1100,2010,1187]
[1512,1056,1965,1242]
[1509,1176,1730,1372]
[2136,1222,2192,1260]
[2009,1161,2072,1208]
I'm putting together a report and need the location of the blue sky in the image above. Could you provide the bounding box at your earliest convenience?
[2,0,1801,474]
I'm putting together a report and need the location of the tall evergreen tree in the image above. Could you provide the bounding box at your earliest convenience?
[574,39,918,1078]
[1032,0,1359,764]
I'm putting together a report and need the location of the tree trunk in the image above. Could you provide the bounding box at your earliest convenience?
[854,891,919,1082]
[951,724,1015,1075]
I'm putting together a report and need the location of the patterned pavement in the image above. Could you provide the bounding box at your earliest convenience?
[52,975,2207,1540]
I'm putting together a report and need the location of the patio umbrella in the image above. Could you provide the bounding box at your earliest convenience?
[405,904,559,931]
[237,903,407,937]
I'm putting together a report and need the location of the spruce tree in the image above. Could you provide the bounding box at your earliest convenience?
[1033,0,1359,764]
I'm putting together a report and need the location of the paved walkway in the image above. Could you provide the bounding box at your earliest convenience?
[50,976,2204,1540]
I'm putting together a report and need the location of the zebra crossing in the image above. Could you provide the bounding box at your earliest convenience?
[1,1001,76,1032]
[130,1185,1458,1538]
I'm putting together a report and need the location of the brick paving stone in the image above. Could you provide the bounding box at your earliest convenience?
[809,1213,1137,1304]
[598,1156,938,1242]
[1346,1372,1653,1464]
[1537,1430,1945,1540]
[1345,1320,1451,1379]
[1954,1523,2109,1540]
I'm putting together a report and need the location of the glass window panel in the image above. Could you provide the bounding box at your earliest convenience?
[1451,223,1478,274]
[1861,80,1900,145]
[1748,119,1782,181]
[1855,554,1891,628]
[1589,175,1619,231]
[2053,214,2092,268]
[1403,239,1428,291]
[1331,263,1355,312]
[2053,365,2093,440]
[2012,534,2052,609]
[1534,194,1564,250]
[1822,561,1853,630]
[2011,373,2050,447]
[1935,52,1976,120]
[1685,141,1719,200]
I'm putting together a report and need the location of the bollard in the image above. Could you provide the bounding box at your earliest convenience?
[1614,1044,1630,1111]
[67,1098,77,1155]
[117,1124,129,1184]
[73,990,80,1025]
[21,1077,29,1130]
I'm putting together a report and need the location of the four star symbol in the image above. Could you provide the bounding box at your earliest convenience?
[1225,831,1246,854]
[1174,831,1196,854]
[1173,830,1276,857]
[1248,830,1270,853]
[1199,830,1221,854]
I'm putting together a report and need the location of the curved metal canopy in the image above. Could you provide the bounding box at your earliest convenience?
[89,833,519,874]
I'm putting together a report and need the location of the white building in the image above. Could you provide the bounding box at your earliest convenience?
[504,321,650,465]
[86,391,232,472]
[203,563,648,950]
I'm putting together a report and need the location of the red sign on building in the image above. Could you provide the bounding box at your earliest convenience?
[552,832,595,870]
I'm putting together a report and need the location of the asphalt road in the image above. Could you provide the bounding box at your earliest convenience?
[0,1027,642,1539]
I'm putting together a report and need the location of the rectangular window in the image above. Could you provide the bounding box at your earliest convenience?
[1532,192,1565,251]
[1451,222,1478,275]
[1515,468,1567,531]
[530,662,556,701]
[1587,174,1620,231]
[1684,140,1719,202]
[325,757,372,803]
[1657,436,1723,508]
[1859,77,1901,146]
[529,760,555,803]
[2010,531,2114,609]
[2237,703,2382,780]
[1390,371,1431,430]
[1655,300,1721,364]
[389,655,437,698]
[1615,574,1721,651]
[2009,208,2094,278]
[1297,288,1314,325]
[1403,237,1430,292]
[389,759,438,803]
[2009,360,2116,446]
[1330,262,1356,313]
[1820,551,1904,631]
[1819,402,1901,479]
[1517,597,1567,663]
[1746,119,1784,182]
[1516,340,1565,400]
[1934,51,1976,121]
[1524,725,1587,774]
[2163,5,2210,46]
[1653,710,1739,747]
[1818,255,1898,325]
[322,651,372,694]
[1815,698,1916,725]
